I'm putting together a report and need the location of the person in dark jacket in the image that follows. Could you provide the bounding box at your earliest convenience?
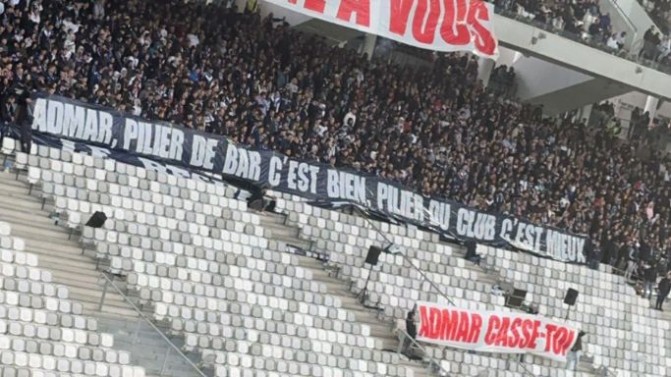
[643,262,657,299]
[464,239,482,265]
[656,272,671,311]
[14,87,32,153]
[403,309,417,354]
[566,331,586,370]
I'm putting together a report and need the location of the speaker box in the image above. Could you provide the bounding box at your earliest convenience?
[85,211,108,228]
[564,288,579,306]
[365,246,383,266]
[506,289,527,308]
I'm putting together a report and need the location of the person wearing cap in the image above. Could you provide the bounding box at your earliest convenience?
[656,272,671,311]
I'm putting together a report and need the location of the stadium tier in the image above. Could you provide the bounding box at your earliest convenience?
[0,135,668,377]
[3,0,671,377]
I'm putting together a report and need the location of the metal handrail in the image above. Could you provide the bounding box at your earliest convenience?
[347,207,456,307]
[395,326,452,377]
[97,272,209,377]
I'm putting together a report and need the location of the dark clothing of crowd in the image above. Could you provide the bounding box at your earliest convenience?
[656,275,671,310]
[640,0,671,34]
[495,0,621,48]
[495,0,671,66]
[3,0,671,276]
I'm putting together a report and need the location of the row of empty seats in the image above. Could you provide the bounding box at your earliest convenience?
[4,139,418,377]
[275,196,590,377]
[0,218,145,377]
[480,244,671,376]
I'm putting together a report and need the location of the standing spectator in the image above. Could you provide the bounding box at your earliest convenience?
[464,240,482,265]
[566,331,586,371]
[13,87,32,153]
[625,243,639,281]
[643,261,657,299]
[656,272,671,310]
[403,308,418,354]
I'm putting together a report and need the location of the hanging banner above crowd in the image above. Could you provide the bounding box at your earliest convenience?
[26,94,587,263]
[415,302,579,362]
[261,0,498,58]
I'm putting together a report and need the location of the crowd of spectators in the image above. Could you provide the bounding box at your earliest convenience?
[639,26,671,64]
[494,0,671,66]
[3,0,671,281]
[488,65,517,99]
[495,0,627,50]
[639,0,671,34]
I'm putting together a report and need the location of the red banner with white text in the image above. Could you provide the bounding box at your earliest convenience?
[262,0,499,58]
[416,302,579,362]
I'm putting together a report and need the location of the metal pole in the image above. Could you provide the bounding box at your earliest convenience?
[357,263,373,303]
[159,347,171,376]
[98,276,109,312]
[132,318,142,344]
[97,272,208,377]
[354,206,455,306]
[397,332,405,355]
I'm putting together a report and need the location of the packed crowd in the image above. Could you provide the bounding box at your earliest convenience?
[639,0,671,34]
[495,0,626,49]
[495,0,671,65]
[2,0,671,276]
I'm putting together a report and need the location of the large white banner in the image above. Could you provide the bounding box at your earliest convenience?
[416,302,579,362]
[262,0,499,58]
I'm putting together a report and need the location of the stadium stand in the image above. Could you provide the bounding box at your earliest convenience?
[639,0,671,33]
[4,134,668,377]
[2,0,670,271]
[492,0,671,67]
[2,0,671,377]
[0,217,147,376]
[0,140,432,377]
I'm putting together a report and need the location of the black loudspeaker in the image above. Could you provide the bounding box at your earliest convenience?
[564,288,579,306]
[85,211,108,228]
[506,289,527,308]
[365,246,383,266]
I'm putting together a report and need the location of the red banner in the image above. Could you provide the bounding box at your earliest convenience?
[262,0,498,58]
[416,302,579,362]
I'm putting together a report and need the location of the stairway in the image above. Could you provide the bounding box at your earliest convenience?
[258,212,433,377]
[267,206,609,377]
[0,167,205,377]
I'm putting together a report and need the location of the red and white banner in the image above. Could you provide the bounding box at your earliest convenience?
[416,302,579,362]
[262,0,499,58]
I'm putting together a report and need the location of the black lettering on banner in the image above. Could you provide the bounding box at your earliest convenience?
[23,94,589,264]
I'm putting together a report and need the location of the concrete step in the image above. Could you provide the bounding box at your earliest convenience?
[0,170,205,376]
[273,234,314,252]
[257,211,288,225]
[260,217,431,377]
[96,316,204,377]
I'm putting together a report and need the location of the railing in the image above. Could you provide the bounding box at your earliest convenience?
[97,272,208,377]
[395,327,451,376]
